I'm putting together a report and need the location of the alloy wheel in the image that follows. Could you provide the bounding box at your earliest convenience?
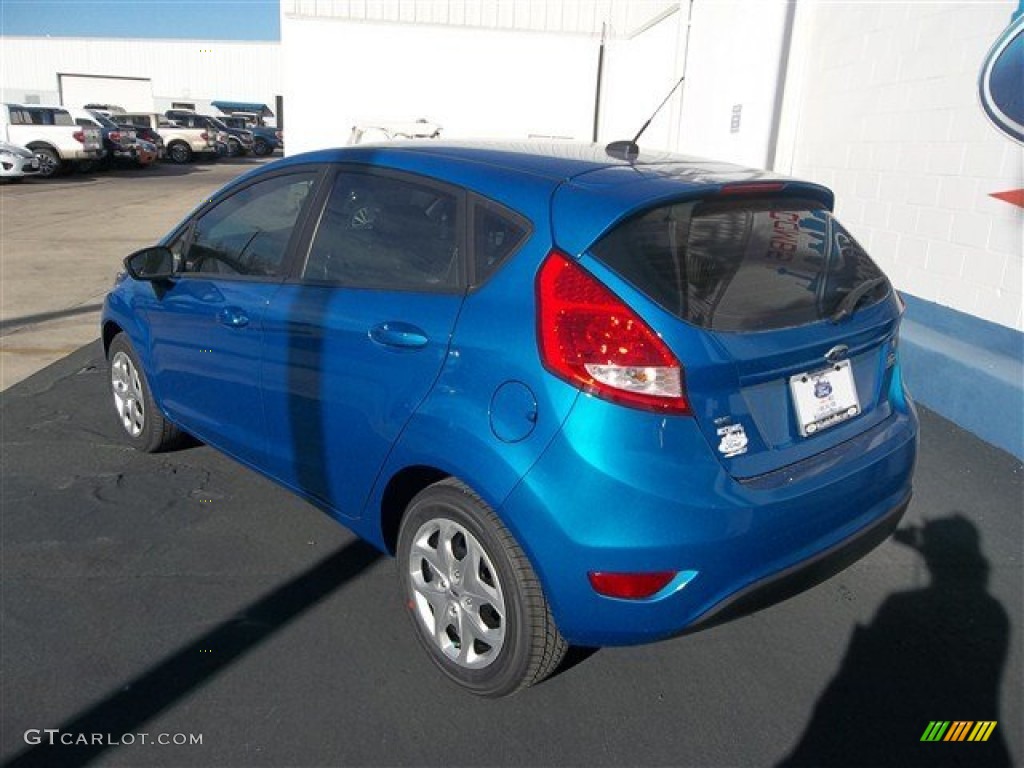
[110,350,145,437]
[407,517,507,669]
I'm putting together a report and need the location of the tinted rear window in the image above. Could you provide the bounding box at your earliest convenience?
[591,198,889,331]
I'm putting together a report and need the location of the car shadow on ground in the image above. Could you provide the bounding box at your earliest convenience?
[5,540,381,768]
[778,513,1012,768]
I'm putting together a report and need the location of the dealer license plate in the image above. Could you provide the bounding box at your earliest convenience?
[789,359,861,437]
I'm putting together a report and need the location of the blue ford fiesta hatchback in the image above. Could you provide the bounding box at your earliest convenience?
[103,142,918,696]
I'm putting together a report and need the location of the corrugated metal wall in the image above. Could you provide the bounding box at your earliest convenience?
[281,0,677,38]
[0,37,281,113]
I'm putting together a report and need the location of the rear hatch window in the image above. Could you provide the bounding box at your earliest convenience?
[592,198,889,332]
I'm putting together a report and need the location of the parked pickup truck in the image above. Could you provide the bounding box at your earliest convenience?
[119,112,217,164]
[0,103,103,178]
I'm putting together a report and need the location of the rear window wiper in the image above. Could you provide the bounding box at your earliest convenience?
[830,276,888,323]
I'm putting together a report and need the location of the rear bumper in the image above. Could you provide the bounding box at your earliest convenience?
[66,149,103,160]
[686,490,909,633]
[499,394,918,646]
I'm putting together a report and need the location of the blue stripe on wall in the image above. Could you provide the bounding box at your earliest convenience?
[899,293,1023,460]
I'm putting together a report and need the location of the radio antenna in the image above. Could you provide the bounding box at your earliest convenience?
[606,73,686,161]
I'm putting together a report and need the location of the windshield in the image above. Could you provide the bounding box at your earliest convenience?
[591,198,890,332]
[87,111,119,130]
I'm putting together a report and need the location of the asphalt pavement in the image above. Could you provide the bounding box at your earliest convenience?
[0,157,272,391]
[1,340,1021,768]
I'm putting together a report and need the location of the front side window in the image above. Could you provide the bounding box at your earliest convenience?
[592,198,889,331]
[181,173,317,277]
[302,171,461,291]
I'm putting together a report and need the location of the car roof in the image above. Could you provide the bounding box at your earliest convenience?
[263,141,836,254]
[279,140,765,181]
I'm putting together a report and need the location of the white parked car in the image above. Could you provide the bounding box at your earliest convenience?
[0,141,40,181]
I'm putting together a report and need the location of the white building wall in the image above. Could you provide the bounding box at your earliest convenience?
[281,0,682,154]
[597,6,688,152]
[0,37,281,118]
[283,18,598,154]
[675,0,791,169]
[775,1,1023,331]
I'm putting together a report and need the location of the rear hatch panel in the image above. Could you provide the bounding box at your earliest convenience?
[570,183,901,481]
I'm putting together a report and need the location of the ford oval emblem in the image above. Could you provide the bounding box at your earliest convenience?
[979,11,1024,144]
[825,345,849,363]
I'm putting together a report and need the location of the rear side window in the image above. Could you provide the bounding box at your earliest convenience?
[591,198,889,331]
[472,198,529,285]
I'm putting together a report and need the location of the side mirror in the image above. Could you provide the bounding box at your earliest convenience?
[124,246,176,281]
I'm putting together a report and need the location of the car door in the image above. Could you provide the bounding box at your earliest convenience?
[261,166,467,518]
[140,168,321,465]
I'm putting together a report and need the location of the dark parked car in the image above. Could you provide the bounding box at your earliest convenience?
[102,142,918,697]
[117,122,165,159]
[77,109,137,167]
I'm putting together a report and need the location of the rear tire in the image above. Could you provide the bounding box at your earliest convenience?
[398,478,567,697]
[167,142,192,164]
[252,138,271,156]
[31,147,62,178]
[108,333,182,452]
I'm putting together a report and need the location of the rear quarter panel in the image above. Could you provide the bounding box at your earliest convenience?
[361,156,583,542]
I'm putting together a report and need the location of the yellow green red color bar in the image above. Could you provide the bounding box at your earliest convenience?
[920,721,998,742]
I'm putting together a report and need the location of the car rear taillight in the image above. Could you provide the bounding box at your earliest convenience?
[536,250,690,414]
[73,130,85,143]
[200,131,208,141]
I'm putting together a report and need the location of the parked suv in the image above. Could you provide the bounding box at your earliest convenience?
[220,114,282,156]
[0,103,103,177]
[166,110,253,156]
[102,142,918,697]
[119,112,216,164]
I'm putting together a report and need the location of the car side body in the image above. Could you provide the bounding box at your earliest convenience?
[102,142,917,692]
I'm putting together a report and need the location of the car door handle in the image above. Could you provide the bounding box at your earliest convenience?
[217,306,250,328]
[369,322,429,349]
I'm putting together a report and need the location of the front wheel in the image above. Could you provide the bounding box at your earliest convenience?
[398,479,567,697]
[252,138,271,156]
[108,333,182,452]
